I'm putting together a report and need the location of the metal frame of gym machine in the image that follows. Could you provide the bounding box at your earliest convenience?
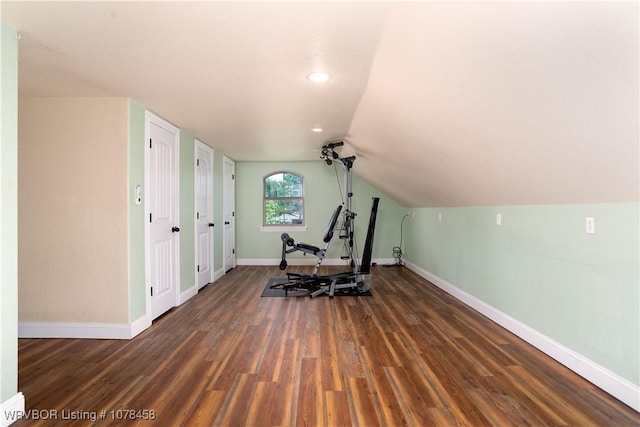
[321,141,358,271]
[272,141,380,297]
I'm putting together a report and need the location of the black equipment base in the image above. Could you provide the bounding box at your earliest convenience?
[263,276,372,298]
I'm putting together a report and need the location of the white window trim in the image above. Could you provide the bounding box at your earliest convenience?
[260,225,307,232]
[263,171,305,227]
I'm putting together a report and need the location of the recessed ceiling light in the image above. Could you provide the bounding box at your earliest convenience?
[311,127,323,133]
[307,72,332,83]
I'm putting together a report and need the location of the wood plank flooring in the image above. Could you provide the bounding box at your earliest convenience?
[14,265,639,426]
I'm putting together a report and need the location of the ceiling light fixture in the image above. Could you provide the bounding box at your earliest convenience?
[311,127,323,133]
[307,72,332,83]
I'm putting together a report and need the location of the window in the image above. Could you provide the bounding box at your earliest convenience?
[264,172,304,226]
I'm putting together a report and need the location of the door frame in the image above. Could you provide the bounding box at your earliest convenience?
[144,111,181,321]
[194,139,214,289]
[223,155,236,272]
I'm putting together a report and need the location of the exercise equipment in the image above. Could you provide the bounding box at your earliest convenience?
[320,141,358,271]
[278,204,342,274]
[271,140,380,297]
[274,197,379,297]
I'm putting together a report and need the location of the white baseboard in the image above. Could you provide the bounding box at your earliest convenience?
[404,261,640,412]
[371,258,398,267]
[237,258,394,267]
[130,314,150,338]
[1,392,24,427]
[237,258,343,266]
[19,320,143,340]
[179,284,197,304]
[214,267,225,281]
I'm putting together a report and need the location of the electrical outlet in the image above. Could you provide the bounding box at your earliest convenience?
[586,217,595,234]
[496,213,502,226]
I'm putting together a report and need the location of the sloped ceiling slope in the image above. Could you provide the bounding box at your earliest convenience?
[348,2,639,207]
[2,2,638,208]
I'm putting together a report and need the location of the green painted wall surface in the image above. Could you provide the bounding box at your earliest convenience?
[128,100,146,321]
[235,161,405,263]
[180,132,195,291]
[213,152,224,272]
[404,203,639,386]
[1,22,19,402]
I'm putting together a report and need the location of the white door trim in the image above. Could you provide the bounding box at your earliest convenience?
[223,155,236,273]
[144,111,180,321]
[194,139,215,289]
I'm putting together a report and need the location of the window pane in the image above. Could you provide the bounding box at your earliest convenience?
[265,173,285,197]
[283,173,302,197]
[265,173,303,197]
[265,199,303,225]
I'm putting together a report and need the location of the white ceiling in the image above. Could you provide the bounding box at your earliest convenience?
[2,1,638,207]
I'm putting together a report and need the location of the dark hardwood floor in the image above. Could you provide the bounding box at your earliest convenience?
[14,265,639,426]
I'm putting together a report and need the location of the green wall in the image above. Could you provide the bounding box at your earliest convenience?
[128,100,146,321]
[1,22,19,403]
[235,161,405,263]
[180,131,195,292]
[404,203,639,386]
[214,153,225,272]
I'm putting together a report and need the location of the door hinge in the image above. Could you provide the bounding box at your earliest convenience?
[150,213,152,223]
[197,212,200,219]
[149,138,152,149]
[150,286,153,297]
[232,174,235,180]
[232,211,235,217]
[197,265,200,272]
[197,159,200,167]
[233,248,235,254]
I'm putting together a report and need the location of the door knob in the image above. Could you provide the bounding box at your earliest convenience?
[172,226,180,233]
[208,223,214,227]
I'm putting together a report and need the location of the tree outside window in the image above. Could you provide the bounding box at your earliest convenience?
[264,172,304,226]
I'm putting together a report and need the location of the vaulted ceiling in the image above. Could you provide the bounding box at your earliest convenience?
[2,1,638,207]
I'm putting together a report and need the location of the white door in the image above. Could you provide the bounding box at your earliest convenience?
[145,112,180,320]
[195,140,214,289]
[223,156,235,272]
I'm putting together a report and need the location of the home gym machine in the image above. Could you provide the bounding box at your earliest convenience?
[271,141,380,297]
